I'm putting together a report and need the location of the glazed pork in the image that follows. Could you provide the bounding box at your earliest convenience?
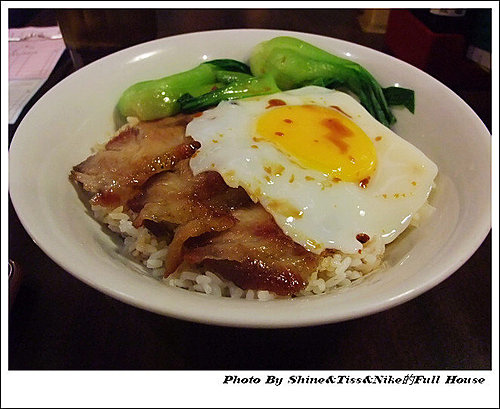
[71,114,199,207]
[71,114,320,295]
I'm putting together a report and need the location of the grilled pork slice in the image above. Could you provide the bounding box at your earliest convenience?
[184,205,319,296]
[131,160,319,296]
[70,114,199,207]
[130,160,250,228]
[129,159,252,275]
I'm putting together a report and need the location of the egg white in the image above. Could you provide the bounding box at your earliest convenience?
[187,86,438,254]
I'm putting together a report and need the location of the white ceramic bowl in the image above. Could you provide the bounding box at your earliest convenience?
[9,29,491,328]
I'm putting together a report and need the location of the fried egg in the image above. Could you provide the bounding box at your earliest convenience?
[187,86,438,254]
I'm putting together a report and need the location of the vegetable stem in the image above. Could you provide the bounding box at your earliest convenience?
[117,59,251,121]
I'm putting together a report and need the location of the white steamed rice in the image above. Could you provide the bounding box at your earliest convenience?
[91,204,396,300]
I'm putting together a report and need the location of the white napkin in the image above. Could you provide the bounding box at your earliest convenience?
[8,26,66,124]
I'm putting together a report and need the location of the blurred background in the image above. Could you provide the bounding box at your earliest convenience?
[8,8,492,130]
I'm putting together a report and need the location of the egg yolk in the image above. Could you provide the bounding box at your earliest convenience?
[256,105,377,183]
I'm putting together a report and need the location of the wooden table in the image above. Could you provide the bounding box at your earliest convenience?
[8,9,492,371]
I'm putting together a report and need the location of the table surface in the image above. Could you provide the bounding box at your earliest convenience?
[8,9,492,371]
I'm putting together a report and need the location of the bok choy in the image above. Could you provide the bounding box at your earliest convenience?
[249,36,414,127]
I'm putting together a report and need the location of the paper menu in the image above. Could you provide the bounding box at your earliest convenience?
[8,26,66,124]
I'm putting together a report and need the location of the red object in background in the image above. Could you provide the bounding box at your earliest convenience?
[385,10,468,87]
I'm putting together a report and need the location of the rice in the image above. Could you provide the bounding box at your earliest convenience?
[91,203,393,300]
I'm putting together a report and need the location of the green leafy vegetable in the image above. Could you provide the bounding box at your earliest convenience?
[116,37,415,125]
[203,59,252,75]
[117,59,251,121]
[179,74,280,113]
[249,36,403,127]
[383,86,415,114]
